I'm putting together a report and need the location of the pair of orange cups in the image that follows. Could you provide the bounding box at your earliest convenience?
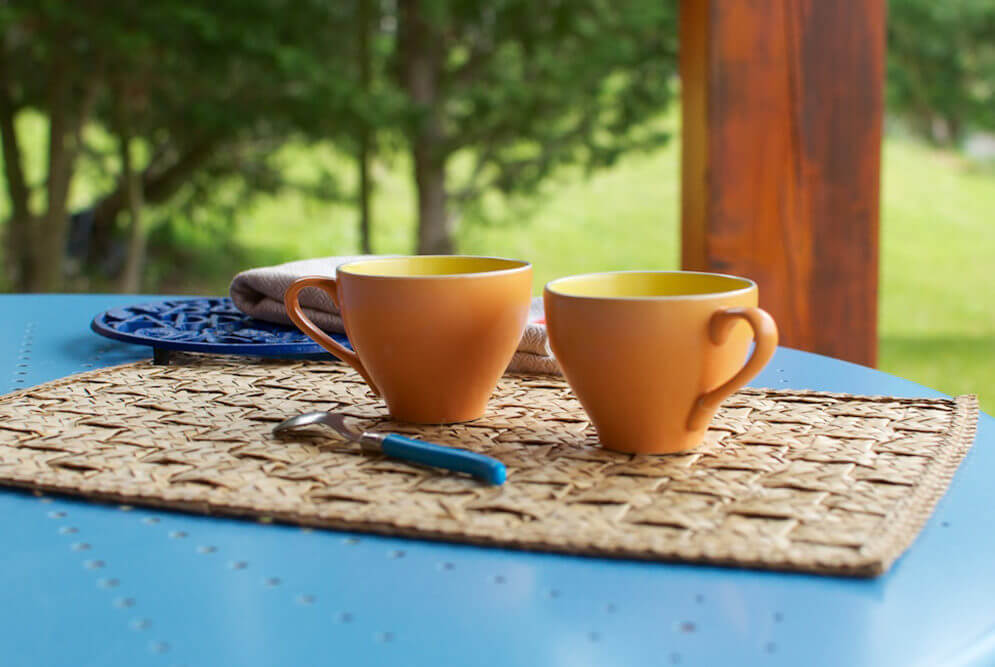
[284,256,777,455]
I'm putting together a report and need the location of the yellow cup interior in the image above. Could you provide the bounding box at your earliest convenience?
[341,256,529,277]
[546,271,754,298]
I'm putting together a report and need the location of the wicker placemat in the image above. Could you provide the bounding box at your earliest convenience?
[0,355,978,576]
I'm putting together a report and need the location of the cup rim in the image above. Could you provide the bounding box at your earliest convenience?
[338,255,532,279]
[544,270,757,300]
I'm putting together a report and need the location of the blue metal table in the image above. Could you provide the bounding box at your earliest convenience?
[1,294,992,667]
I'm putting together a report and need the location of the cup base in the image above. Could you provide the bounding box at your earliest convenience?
[387,407,486,425]
[596,430,708,456]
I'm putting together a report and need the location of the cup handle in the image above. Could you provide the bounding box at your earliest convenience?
[686,307,778,431]
[283,276,381,396]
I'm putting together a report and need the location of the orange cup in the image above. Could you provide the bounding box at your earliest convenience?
[544,271,777,454]
[284,256,532,424]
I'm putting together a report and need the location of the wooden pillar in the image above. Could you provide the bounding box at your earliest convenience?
[680,0,885,366]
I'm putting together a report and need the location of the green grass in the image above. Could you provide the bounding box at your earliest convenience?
[2,113,993,410]
[232,142,680,291]
[878,140,995,407]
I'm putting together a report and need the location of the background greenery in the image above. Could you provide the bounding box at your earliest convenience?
[1,0,993,410]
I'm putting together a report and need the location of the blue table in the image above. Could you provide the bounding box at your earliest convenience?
[1,294,992,667]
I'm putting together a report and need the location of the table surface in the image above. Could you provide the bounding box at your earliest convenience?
[2,294,993,667]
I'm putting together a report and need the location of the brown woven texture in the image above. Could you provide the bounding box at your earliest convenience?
[0,355,978,576]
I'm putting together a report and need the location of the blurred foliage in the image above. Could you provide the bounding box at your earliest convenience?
[400,0,679,206]
[0,0,395,289]
[0,0,679,288]
[888,0,995,145]
[392,0,679,252]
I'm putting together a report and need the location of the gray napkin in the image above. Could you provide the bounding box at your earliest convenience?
[229,255,559,375]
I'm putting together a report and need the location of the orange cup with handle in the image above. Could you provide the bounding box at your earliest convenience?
[284,256,532,424]
[544,271,778,454]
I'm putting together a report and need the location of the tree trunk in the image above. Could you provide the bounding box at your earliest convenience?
[399,0,453,255]
[413,152,450,254]
[0,64,34,289]
[357,0,374,254]
[117,127,145,293]
[32,63,99,292]
[34,79,73,292]
[358,137,374,254]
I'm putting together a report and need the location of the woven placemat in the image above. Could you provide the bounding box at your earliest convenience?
[0,355,978,576]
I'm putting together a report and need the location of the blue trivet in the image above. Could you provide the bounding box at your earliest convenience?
[90,297,342,364]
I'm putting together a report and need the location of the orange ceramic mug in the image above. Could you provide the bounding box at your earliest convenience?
[544,271,778,454]
[284,256,532,424]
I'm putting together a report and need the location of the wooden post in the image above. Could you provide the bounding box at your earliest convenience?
[680,0,885,366]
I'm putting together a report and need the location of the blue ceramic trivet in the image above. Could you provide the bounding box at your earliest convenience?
[90,297,342,364]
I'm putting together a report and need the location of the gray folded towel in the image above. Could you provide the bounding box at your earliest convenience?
[229,255,559,375]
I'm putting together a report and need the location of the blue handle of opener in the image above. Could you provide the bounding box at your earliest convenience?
[380,434,506,485]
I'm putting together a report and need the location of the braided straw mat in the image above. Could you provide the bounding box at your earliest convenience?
[0,355,978,576]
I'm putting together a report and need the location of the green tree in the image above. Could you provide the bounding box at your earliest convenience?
[394,0,679,253]
[0,0,105,291]
[2,0,680,290]
[0,0,371,291]
[887,0,995,145]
